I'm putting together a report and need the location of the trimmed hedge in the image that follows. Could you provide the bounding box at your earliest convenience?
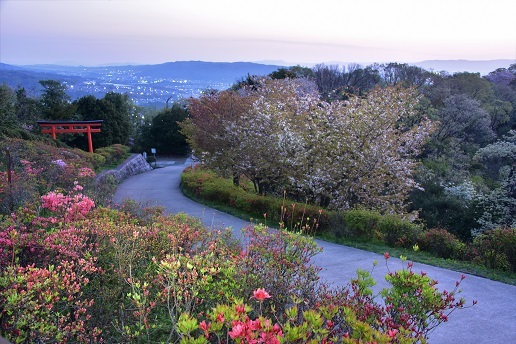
[181,166,418,245]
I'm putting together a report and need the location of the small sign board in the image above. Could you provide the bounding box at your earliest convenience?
[151,148,156,154]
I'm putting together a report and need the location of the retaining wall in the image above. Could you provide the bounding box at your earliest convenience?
[96,153,152,184]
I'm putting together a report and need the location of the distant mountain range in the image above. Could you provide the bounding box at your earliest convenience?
[412,59,514,75]
[1,59,514,107]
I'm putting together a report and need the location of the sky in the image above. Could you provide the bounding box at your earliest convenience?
[1,0,515,67]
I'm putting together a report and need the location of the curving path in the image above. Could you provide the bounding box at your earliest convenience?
[113,159,516,344]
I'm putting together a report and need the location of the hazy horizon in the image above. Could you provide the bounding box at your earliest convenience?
[1,0,515,67]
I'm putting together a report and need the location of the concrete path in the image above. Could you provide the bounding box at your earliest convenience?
[113,159,516,344]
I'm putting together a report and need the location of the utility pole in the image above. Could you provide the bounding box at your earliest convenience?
[6,147,13,212]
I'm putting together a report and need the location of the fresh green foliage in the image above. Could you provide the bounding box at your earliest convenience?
[134,102,189,155]
[181,165,515,280]
[39,80,75,120]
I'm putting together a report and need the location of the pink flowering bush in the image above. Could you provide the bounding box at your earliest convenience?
[40,182,95,222]
[0,198,101,342]
[176,288,420,344]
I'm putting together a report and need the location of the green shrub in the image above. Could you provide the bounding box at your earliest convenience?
[182,166,421,239]
[377,214,422,248]
[94,144,130,165]
[89,152,106,170]
[341,209,381,240]
[473,228,516,272]
[418,228,466,259]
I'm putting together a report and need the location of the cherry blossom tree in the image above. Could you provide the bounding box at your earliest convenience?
[287,85,436,213]
[185,78,435,213]
[182,89,254,185]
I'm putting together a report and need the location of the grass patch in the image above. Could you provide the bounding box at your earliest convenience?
[318,233,516,286]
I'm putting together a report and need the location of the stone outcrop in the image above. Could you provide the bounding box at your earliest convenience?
[96,154,152,184]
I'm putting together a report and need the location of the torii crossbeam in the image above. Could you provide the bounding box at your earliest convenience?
[37,120,103,153]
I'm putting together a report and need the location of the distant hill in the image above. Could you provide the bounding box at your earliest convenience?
[134,61,285,82]
[413,59,514,75]
[8,61,284,83]
[0,61,284,106]
[0,63,84,93]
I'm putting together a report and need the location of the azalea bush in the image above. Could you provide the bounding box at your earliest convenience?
[0,194,474,343]
[0,188,101,342]
[235,225,323,320]
[174,288,417,344]
[174,259,472,344]
[0,138,131,212]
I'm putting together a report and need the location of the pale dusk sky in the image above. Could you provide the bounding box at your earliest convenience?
[1,0,515,66]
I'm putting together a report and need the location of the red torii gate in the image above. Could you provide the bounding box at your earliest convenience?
[37,120,103,153]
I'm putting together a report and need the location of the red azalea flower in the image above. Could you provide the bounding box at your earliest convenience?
[199,320,210,332]
[235,303,246,314]
[384,252,390,259]
[253,288,271,301]
[248,319,261,331]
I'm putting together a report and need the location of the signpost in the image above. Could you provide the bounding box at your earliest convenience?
[151,148,156,167]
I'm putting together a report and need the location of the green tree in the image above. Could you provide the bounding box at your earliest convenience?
[427,94,495,182]
[0,83,18,133]
[149,103,189,155]
[380,62,431,88]
[15,87,41,131]
[73,92,133,149]
[474,130,516,233]
[98,92,132,147]
[39,80,75,120]
[486,67,516,136]
[269,65,314,79]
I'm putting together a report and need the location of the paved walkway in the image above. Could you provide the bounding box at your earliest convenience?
[113,158,516,343]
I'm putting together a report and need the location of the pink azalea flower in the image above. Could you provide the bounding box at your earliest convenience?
[388,329,398,338]
[229,323,245,339]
